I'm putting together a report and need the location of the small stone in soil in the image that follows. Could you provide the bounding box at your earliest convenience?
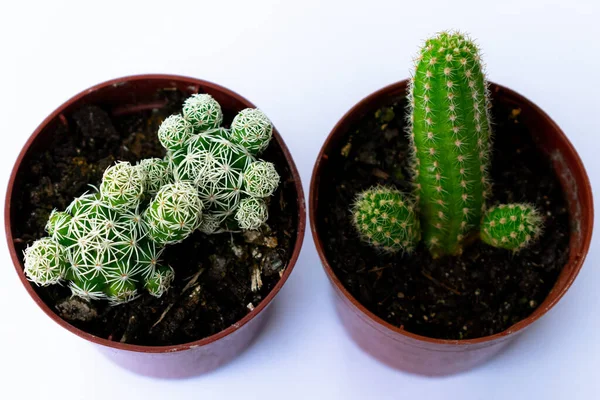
[56,298,98,322]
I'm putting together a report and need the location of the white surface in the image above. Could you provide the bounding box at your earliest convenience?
[1,1,599,399]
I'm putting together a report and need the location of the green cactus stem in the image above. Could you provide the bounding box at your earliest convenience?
[100,162,146,209]
[144,182,203,245]
[243,161,280,197]
[182,94,223,131]
[352,186,421,253]
[235,197,268,230]
[408,31,492,257]
[138,158,173,196]
[481,203,543,251]
[23,237,69,286]
[230,108,273,155]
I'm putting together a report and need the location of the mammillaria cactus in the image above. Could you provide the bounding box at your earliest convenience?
[23,237,68,286]
[144,182,203,245]
[352,31,543,257]
[138,158,172,196]
[24,162,202,304]
[158,94,280,233]
[183,94,223,131]
[24,93,281,304]
[230,108,273,155]
[352,187,420,253]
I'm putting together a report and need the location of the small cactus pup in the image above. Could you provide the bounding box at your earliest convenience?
[138,158,173,196]
[23,161,203,305]
[352,186,421,253]
[407,30,493,257]
[158,94,280,233]
[481,203,543,251]
[144,182,204,245]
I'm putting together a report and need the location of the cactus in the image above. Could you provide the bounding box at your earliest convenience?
[144,182,203,245]
[407,30,492,257]
[481,203,543,251]
[138,158,172,196]
[23,237,69,286]
[230,108,273,155]
[24,94,281,304]
[158,114,193,152]
[352,187,421,253]
[100,162,146,209]
[24,161,202,304]
[244,161,280,197]
[236,197,268,230]
[159,95,280,233]
[352,31,543,257]
[183,94,223,131]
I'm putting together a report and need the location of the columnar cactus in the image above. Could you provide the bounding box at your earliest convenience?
[24,161,202,304]
[352,187,421,253]
[480,204,543,251]
[159,94,280,233]
[352,31,543,257]
[407,31,492,257]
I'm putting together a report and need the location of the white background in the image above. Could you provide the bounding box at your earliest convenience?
[0,1,599,399]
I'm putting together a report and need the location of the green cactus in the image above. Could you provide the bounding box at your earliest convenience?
[407,31,492,257]
[24,161,202,304]
[23,237,69,286]
[24,94,281,304]
[352,187,421,253]
[159,95,280,233]
[230,108,273,155]
[100,162,146,209]
[236,197,268,230]
[144,264,175,297]
[158,114,193,152]
[481,203,543,251]
[352,31,543,256]
[144,182,203,245]
[183,94,223,131]
[244,161,280,197]
[138,158,173,196]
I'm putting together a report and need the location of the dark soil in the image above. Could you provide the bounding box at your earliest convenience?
[12,89,298,346]
[317,93,570,340]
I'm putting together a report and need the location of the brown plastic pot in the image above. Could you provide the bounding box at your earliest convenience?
[310,79,593,376]
[6,74,306,379]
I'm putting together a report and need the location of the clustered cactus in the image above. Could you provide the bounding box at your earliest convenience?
[352,31,543,256]
[24,94,281,304]
[161,94,280,233]
[25,162,201,304]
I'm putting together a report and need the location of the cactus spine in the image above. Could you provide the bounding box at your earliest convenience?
[408,31,492,257]
[352,187,421,253]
